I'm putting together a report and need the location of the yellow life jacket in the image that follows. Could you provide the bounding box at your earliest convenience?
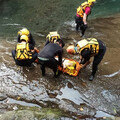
[46,31,60,43]
[76,38,99,56]
[77,2,90,17]
[15,42,32,60]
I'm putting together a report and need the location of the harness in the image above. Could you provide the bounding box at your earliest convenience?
[15,42,32,60]
[76,38,99,56]
[77,2,90,17]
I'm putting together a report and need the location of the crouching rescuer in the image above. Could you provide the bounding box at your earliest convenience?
[67,38,106,81]
[38,39,65,78]
[12,35,38,67]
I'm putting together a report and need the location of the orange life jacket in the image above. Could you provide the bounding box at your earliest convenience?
[58,58,82,77]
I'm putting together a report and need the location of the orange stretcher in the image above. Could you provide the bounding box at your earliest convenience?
[36,55,82,77]
[56,57,82,77]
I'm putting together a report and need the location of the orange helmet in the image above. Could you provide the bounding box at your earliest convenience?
[66,45,76,54]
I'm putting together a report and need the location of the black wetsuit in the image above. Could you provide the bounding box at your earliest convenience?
[12,43,38,67]
[38,43,63,76]
[75,16,88,36]
[44,40,50,46]
[80,40,106,76]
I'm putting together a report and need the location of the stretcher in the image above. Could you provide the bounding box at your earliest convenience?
[56,57,82,77]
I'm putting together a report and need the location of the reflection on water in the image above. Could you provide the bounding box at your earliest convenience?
[6,98,40,108]
[104,70,120,78]
[95,111,114,118]
[56,83,84,105]
[1,23,20,26]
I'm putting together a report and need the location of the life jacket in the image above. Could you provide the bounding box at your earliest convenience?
[15,42,32,60]
[64,61,76,75]
[46,31,60,43]
[76,38,99,56]
[57,58,82,77]
[63,59,76,70]
[77,2,90,18]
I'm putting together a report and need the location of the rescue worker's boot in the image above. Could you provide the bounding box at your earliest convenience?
[89,74,94,81]
[40,65,45,76]
[89,67,97,81]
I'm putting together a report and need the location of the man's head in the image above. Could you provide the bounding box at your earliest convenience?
[20,35,29,42]
[66,45,77,54]
[88,0,96,6]
[56,39,65,48]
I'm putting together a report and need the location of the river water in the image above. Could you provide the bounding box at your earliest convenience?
[0,0,120,119]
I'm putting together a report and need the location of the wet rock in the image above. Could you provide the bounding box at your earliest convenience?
[67,82,74,88]
[58,99,96,117]
[0,93,7,101]
[46,90,58,98]
[13,106,18,111]
[0,104,8,109]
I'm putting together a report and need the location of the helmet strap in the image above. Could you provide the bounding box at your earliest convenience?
[74,47,78,53]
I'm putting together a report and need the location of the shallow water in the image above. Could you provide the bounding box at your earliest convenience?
[0,0,120,37]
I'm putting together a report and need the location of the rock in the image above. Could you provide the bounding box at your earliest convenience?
[0,93,7,101]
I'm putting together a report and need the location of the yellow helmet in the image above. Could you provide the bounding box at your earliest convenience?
[88,0,96,5]
[46,31,60,43]
[20,35,29,42]
[18,28,30,36]
[88,0,96,3]
[81,1,88,6]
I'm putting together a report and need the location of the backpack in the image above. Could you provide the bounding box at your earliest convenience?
[15,42,32,60]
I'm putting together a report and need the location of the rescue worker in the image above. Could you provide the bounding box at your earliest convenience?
[66,38,106,81]
[75,0,96,36]
[38,39,65,77]
[12,35,38,67]
[17,28,35,47]
[45,31,61,46]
